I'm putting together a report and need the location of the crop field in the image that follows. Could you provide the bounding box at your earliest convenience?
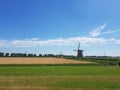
[0,57,94,64]
[0,58,120,90]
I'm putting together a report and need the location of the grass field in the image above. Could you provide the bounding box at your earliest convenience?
[0,65,120,90]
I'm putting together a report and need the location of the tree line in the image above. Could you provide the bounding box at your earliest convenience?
[1,52,120,59]
[0,52,57,57]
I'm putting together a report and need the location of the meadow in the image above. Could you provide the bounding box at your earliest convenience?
[0,65,120,90]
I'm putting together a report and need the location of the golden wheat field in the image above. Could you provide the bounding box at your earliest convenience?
[0,57,93,64]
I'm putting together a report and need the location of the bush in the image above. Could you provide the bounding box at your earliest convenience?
[118,61,120,66]
[109,62,116,66]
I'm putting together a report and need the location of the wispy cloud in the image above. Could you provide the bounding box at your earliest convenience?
[102,29,120,34]
[89,23,107,37]
[0,39,7,46]
[89,23,120,37]
[0,23,120,47]
[108,39,120,44]
[0,37,106,47]
[115,40,120,44]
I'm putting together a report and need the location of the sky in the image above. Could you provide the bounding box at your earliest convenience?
[0,0,120,56]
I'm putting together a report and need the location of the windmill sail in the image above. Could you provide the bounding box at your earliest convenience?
[73,43,84,58]
[78,43,80,50]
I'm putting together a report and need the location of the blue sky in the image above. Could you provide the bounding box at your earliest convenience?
[0,0,120,56]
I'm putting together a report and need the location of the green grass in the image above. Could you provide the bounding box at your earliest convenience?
[0,66,120,76]
[0,66,120,90]
[66,57,120,66]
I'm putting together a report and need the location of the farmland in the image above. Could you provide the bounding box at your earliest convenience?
[0,58,120,90]
[0,57,94,64]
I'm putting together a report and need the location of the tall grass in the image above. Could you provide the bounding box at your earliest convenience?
[0,66,120,90]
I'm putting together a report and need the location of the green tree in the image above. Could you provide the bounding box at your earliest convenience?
[0,52,4,57]
[5,53,9,57]
[118,61,120,66]
[34,54,36,57]
[28,54,34,57]
[39,54,42,57]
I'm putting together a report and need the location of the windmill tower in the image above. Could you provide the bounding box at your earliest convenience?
[73,43,84,58]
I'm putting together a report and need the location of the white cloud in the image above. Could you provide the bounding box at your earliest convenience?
[0,37,106,47]
[108,38,120,44]
[0,23,120,47]
[89,23,120,37]
[89,23,107,37]
[102,29,120,34]
[115,40,120,44]
[0,39,7,46]
[108,39,120,44]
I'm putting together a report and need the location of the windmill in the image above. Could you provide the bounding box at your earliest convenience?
[73,43,84,58]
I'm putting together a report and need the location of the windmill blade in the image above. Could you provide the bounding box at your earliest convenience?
[73,50,77,51]
[73,43,84,58]
[78,43,80,50]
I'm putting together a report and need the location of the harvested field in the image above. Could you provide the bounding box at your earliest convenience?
[0,57,94,64]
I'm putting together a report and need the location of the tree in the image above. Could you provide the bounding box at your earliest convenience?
[48,54,55,57]
[28,54,34,57]
[0,52,4,57]
[10,53,16,57]
[44,54,48,57]
[118,61,120,66]
[5,53,9,57]
[34,54,36,57]
[39,54,42,57]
